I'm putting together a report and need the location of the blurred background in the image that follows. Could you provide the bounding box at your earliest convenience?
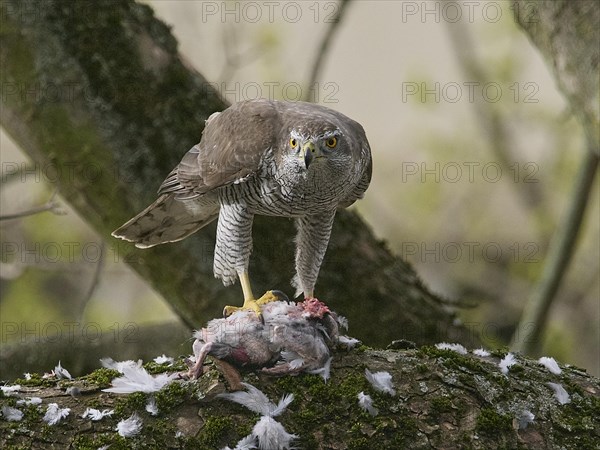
[1,1,598,377]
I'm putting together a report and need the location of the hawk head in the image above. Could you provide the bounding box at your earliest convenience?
[282,121,355,180]
[288,128,341,170]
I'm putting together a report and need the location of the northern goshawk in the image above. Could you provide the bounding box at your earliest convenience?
[112,99,372,314]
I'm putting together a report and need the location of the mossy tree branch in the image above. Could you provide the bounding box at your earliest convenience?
[1,347,598,449]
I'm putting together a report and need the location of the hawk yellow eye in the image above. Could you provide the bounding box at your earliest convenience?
[325,137,337,148]
[290,138,298,148]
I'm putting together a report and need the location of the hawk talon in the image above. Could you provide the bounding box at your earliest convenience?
[258,290,289,305]
[223,290,288,318]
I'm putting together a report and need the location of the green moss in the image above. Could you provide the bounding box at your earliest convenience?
[39,424,53,440]
[395,412,419,435]
[146,418,178,445]
[273,373,309,393]
[420,346,498,378]
[113,391,147,417]
[476,407,512,436]
[494,373,511,389]
[72,434,124,450]
[430,396,453,417]
[22,403,43,424]
[489,347,510,358]
[416,363,429,374]
[197,416,234,447]
[12,373,53,388]
[154,381,188,413]
[143,359,186,374]
[348,437,370,450]
[509,364,525,374]
[82,368,121,388]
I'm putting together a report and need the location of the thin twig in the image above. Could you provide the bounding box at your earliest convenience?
[219,24,262,83]
[0,190,65,221]
[78,241,105,321]
[303,0,352,102]
[445,21,546,218]
[511,146,599,354]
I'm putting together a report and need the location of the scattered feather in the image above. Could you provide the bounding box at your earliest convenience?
[116,413,143,437]
[357,392,379,416]
[1,406,24,421]
[339,335,360,349]
[365,369,396,396]
[100,357,143,373]
[153,355,174,365]
[288,358,304,370]
[43,403,71,425]
[517,410,535,429]
[97,446,111,450]
[175,431,184,438]
[435,342,468,355]
[337,315,349,330]
[222,434,258,450]
[218,383,293,417]
[547,382,571,405]
[16,397,42,406]
[308,356,332,382]
[81,407,114,421]
[1,384,21,396]
[54,361,72,380]
[538,357,561,375]
[252,416,297,450]
[146,396,159,416]
[66,386,81,397]
[103,364,178,394]
[24,373,32,380]
[473,348,491,357]
[499,353,517,375]
[280,351,304,370]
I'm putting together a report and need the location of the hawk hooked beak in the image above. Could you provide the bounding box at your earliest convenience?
[302,141,320,169]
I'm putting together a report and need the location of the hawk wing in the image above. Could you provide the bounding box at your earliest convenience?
[159,100,281,200]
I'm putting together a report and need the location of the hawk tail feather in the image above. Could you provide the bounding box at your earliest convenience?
[112,194,218,248]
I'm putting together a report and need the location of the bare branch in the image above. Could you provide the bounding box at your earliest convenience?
[0,191,65,221]
[444,21,546,217]
[77,241,105,321]
[218,24,262,83]
[303,0,352,102]
[512,146,599,354]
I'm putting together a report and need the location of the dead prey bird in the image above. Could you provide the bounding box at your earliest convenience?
[186,298,345,380]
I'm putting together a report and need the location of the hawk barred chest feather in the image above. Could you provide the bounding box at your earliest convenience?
[113,99,372,301]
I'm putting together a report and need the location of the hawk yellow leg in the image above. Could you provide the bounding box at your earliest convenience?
[223,272,282,317]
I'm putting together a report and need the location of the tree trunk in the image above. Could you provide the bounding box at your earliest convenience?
[1,347,598,449]
[0,0,471,348]
[513,0,599,152]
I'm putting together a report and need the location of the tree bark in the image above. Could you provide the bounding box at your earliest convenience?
[1,347,598,449]
[0,0,471,348]
[513,0,599,152]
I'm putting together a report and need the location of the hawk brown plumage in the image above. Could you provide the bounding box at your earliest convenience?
[112,99,372,314]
